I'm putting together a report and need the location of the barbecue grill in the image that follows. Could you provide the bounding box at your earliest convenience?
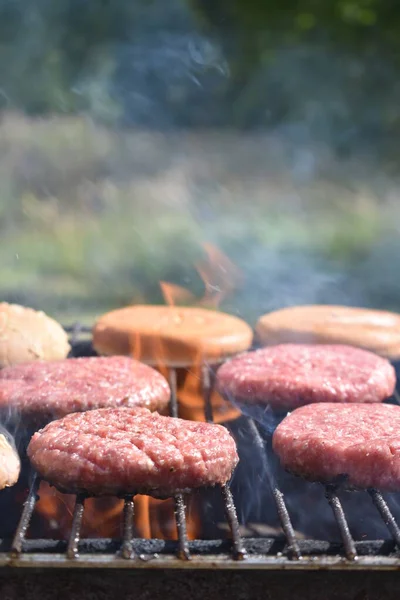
[1,324,400,600]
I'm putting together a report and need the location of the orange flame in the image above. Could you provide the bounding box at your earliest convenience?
[159,281,196,307]
[195,243,243,308]
[160,243,242,309]
[147,497,201,540]
[158,245,242,423]
[33,482,124,539]
[35,245,239,540]
[33,483,201,541]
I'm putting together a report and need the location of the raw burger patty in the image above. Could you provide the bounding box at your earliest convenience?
[216,344,396,411]
[273,403,400,490]
[27,407,239,497]
[0,356,170,421]
[0,432,20,489]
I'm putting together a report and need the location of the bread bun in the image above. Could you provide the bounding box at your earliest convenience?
[0,433,20,489]
[0,303,70,368]
[255,305,400,360]
[93,305,253,367]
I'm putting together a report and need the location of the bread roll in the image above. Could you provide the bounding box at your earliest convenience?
[0,432,20,489]
[0,303,70,368]
[255,305,400,360]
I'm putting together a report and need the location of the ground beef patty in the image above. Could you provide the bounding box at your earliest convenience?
[273,403,400,490]
[216,344,396,411]
[0,356,170,422]
[27,407,238,497]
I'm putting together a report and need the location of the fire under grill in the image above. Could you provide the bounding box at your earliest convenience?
[1,324,400,575]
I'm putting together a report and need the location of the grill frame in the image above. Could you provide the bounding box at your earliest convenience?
[1,322,400,573]
[2,569,400,600]
[2,540,400,570]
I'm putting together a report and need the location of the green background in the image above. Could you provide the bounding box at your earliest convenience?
[1,0,400,325]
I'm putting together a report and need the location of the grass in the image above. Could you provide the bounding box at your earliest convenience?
[1,111,400,325]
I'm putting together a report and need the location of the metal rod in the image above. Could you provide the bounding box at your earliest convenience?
[66,494,86,559]
[169,368,179,418]
[368,489,400,548]
[174,494,190,560]
[221,483,246,560]
[272,487,301,560]
[201,363,214,423]
[325,485,357,560]
[121,497,135,559]
[247,419,301,559]
[10,473,40,556]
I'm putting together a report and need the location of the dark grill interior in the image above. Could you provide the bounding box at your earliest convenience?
[1,323,400,571]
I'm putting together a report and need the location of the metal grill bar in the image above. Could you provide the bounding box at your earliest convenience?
[167,368,190,559]
[272,487,301,560]
[368,489,400,548]
[201,364,214,423]
[200,361,244,560]
[199,359,244,559]
[66,494,86,559]
[221,483,246,560]
[7,326,400,568]
[121,497,135,559]
[10,474,40,556]
[169,368,178,418]
[325,486,357,560]
[247,419,301,559]
[174,494,190,560]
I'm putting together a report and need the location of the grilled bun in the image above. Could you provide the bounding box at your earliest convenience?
[93,305,253,367]
[255,305,400,360]
[0,303,70,368]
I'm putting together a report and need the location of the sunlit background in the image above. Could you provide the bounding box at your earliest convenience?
[1,0,400,324]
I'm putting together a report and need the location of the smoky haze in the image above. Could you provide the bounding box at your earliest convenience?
[1,0,400,544]
[1,0,400,323]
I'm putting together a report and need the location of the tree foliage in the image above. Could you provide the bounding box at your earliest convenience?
[1,0,400,151]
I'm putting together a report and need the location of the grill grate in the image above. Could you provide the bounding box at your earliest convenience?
[2,322,400,570]
[8,324,244,564]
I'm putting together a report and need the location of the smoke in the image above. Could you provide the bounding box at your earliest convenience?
[226,409,400,542]
[112,30,228,128]
[0,423,17,454]
[223,245,349,325]
[2,0,400,322]
[0,406,27,456]
[2,0,400,547]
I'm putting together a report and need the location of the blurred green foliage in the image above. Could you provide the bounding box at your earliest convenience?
[1,3,400,322]
[1,113,399,323]
[1,0,400,142]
